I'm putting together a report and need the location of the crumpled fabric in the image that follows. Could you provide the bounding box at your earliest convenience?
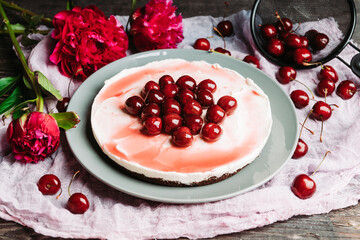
[0,10,359,240]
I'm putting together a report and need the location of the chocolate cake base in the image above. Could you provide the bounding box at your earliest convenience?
[119,164,249,187]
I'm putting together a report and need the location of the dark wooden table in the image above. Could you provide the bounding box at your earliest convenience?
[1,0,360,239]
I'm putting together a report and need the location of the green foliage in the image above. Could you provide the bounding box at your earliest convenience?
[0,75,19,97]
[0,86,22,115]
[50,112,80,130]
[36,71,63,101]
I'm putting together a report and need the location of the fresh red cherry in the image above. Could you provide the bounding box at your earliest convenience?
[177,88,195,105]
[183,114,204,135]
[310,32,329,51]
[183,99,202,116]
[243,55,260,68]
[284,33,302,49]
[277,66,296,84]
[37,174,61,195]
[214,47,231,56]
[266,38,284,56]
[145,89,165,105]
[141,103,161,121]
[141,116,162,135]
[67,192,90,214]
[141,81,160,98]
[159,75,175,89]
[56,97,70,112]
[163,113,182,134]
[194,38,211,51]
[291,174,316,199]
[317,78,335,97]
[196,89,214,107]
[293,47,312,65]
[202,122,222,142]
[176,75,196,91]
[292,138,308,159]
[336,80,357,100]
[278,31,290,41]
[311,101,332,121]
[206,105,226,123]
[290,90,309,109]
[172,126,193,147]
[299,36,309,48]
[275,17,293,33]
[216,20,234,37]
[217,95,237,115]
[197,79,217,93]
[162,83,179,99]
[125,96,145,115]
[318,65,338,83]
[162,98,181,116]
[305,29,319,42]
[260,24,277,39]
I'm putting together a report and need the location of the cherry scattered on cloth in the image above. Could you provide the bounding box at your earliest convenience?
[243,55,260,68]
[290,90,309,109]
[318,65,338,83]
[67,171,90,214]
[291,151,331,199]
[67,192,90,214]
[216,20,234,37]
[291,174,316,199]
[193,38,211,51]
[336,80,357,100]
[292,138,308,159]
[37,174,61,195]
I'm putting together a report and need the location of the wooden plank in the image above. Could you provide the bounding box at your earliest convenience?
[0,0,359,239]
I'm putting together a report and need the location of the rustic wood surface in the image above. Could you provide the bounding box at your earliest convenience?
[1,0,360,239]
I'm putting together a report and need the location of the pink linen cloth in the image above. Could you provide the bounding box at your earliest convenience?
[1,10,360,239]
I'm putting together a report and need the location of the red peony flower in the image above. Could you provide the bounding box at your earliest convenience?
[50,5,128,81]
[7,112,61,164]
[130,0,184,52]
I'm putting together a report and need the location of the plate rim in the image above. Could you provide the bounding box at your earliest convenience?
[65,49,299,204]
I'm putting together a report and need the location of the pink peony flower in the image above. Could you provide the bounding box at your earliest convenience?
[130,0,184,52]
[50,5,128,81]
[7,112,60,163]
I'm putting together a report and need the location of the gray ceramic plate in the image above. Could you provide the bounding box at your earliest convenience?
[66,49,298,204]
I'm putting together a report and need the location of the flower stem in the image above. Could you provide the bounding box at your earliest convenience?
[0,3,44,112]
[0,0,52,25]
[0,29,50,35]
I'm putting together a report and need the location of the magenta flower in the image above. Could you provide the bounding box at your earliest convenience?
[130,0,184,52]
[7,112,60,163]
[50,5,128,81]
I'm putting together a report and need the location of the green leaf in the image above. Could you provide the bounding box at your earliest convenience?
[12,109,29,119]
[0,86,22,115]
[67,0,74,10]
[21,32,39,46]
[0,75,20,97]
[23,75,32,89]
[35,71,63,101]
[3,23,26,31]
[50,112,80,130]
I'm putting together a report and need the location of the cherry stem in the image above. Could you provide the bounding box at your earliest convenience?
[223,1,229,20]
[275,12,285,30]
[320,116,324,142]
[293,79,315,99]
[302,62,321,67]
[56,187,63,200]
[299,109,313,138]
[213,26,226,49]
[68,170,80,196]
[311,150,331,177]
[299,122,314,135]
